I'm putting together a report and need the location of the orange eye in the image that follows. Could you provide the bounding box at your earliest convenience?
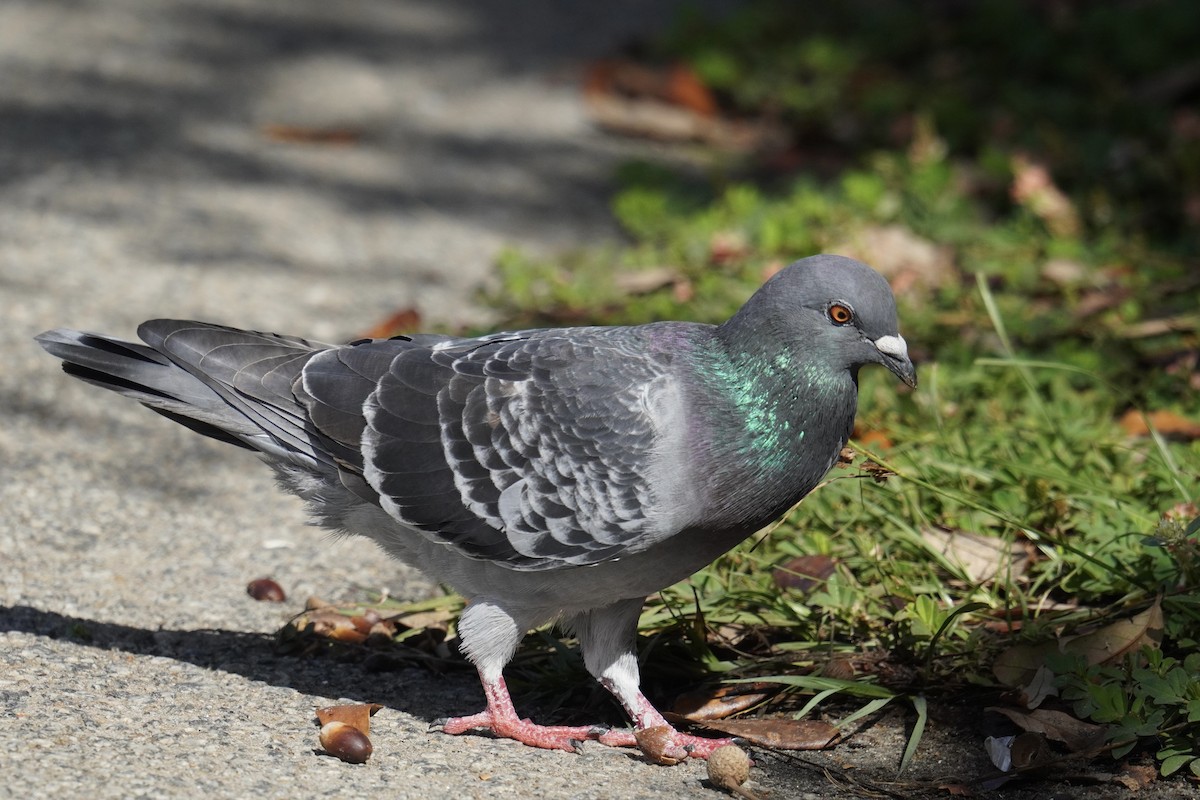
[829,304,853,325]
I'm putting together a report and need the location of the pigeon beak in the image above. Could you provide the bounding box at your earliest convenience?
[873,334,917,388]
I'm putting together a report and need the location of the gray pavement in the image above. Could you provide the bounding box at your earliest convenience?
[0,2,741,797]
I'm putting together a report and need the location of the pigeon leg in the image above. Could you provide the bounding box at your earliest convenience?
[439,598,605,752]
[573,599,733,760]
[592,688,733,758]
[438,673,605,752]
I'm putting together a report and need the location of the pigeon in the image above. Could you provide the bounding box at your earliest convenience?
[37,254,915,761]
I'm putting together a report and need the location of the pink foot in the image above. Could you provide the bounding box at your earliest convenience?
[436,676,607,752]
[438,710,606,753]
[436,673,732,759]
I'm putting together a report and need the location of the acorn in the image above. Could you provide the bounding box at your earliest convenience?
[246,577,286,602]
[633,725,685,765]
[707,744,753,797]
[318,721,373,764]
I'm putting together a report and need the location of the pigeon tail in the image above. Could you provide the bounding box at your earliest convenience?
[36,322,331,469]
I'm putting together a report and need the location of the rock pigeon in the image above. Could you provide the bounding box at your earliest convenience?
[37,254,915,761]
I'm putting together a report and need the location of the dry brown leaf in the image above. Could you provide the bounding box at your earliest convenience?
[1011,154,1081,237]
[672,683,776,721]
[1074,286,1133,318]
[316,703,383,736]
[693,718,839,750]
[1114,762,1158,791]
[1118,409,1200,440]
[1009,731,1055,770]
[854,428,894,450]
[1118,314,1200,338]
[392,608,455,632]
[583,60,785,151]
[939,782,974,796]
[1041,259,1089,287]
[832,224,957,298]
[1063,601,1163,665]
[1019,664,1059,709]
[356,307,423,341]
[584,60,716,115]
[772,554,837,594]
[987,707,1108,753]
[820,658,857,681]
[994,601,1164,687]
[260,124,362,145]
[662,65,719,117]
[921,527,1031,584]
[308,610,370,644]
[993,642,1060,688]
[710,231,750,265]
[613,268,683,295]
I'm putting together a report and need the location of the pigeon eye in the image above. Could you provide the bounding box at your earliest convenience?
[828,304,854,325]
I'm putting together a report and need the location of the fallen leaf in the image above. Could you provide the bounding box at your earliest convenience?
[820,658,857,681]
[993,642,1060,688]
[1019,664,1059,709]
[1118,409,1200,440]
[662,64,719,117]
[1011,154,1081,237]
[392,607,455,633]
[833,224,957,298]
[987,707,1108,753]
[583,60,785,151]
[693,718,839,750]
[984,734,1016,772]
[1074,286,1133,318]
[710,231,750,265]
[613,267,683,295]
[994,601,1164,687]
[356,307,423,341]
[1041,259,1089,288]
[260,124,362,145]
[854,427,894,450]
[316,703,383,736]
[1009,732,1055,770]
[939,782,974,796]
[921,527,1031,584]
[308,610,370,644]
[673,683,776,721]
[1113,762,1158,791]
[772,554,837,594]
[1063,601,1163,665]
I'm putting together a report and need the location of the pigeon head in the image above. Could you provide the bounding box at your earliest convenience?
[722,254,917,388]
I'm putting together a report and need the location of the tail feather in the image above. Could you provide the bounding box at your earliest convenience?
[36,322,334,468]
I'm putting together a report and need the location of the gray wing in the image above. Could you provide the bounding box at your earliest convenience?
[301,330,681,570]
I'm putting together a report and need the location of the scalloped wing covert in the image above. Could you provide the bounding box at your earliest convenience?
[301,331,680,570]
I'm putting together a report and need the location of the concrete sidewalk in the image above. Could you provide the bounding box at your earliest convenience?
[0,2,744,797]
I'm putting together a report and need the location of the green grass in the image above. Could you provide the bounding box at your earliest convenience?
[478,132,1198,780]
[458,0,1200,779]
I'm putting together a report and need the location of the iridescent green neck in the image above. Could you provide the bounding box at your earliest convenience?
[695,334,824,469]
